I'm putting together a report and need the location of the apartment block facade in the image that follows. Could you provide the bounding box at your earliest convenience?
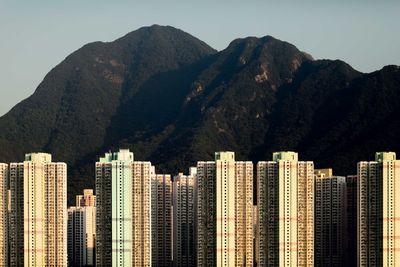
[346,175,357,267]
[9,153,67,267]
[151,174,172,266]
[358,152,400,266]
[0,163,7,267]
[76,189,96,208]
[257,152,314,267]
[196,152,253,267]
[314,169,346,267]
[68,190,96,266]
[96,149,152,267]
[173,168,196,267]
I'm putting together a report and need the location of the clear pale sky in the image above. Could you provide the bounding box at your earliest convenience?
[0,0,399,116]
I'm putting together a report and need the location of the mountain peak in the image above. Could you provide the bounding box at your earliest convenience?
[226,35,313,60]
[115,25,216,55]
[118,24,186,41]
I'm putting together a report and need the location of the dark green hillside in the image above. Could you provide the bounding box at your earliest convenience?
[0,25,399,203]
[0,25,217,202]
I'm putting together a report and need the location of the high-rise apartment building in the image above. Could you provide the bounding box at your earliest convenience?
[173,167,196,267]
[132,160,152,266]
[76,189,96,207]
[68,189,96,266]
[96,149,152,267]
[9,162,23,266]
[257,152,314,267]
[346,175,357,267]
[151,174,172,266]
[314,169,346,267]
[9,153,67,267]
[0,163,8,267]
[196,152,253,267]
[358,152,400,266]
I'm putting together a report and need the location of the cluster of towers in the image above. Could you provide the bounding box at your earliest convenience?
[0,149,398,266]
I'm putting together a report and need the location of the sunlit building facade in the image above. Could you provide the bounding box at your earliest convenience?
[132,161,152,266]
[358,152,400,266]
[257,152,314,267]
[0,163,8,267]
[196,152,253,267]
[9,153,67,267]
[76,189,96,208]
[68,189,96,266]
[96,149,152,267]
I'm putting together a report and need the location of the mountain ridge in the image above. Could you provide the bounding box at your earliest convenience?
[0,25,399,203]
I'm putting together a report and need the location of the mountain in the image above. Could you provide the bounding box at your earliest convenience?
[0,25,399,203]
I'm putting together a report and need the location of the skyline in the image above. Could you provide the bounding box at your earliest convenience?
[1,1,400,116]
[3,149,399,266]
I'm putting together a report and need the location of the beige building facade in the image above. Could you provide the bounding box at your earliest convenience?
[10,153,67,267]
[0,163,8,267]
[358,152,400,266]
[257,152,314,267]
[196,152,253,267]
[132,161,152,266]
[68,189,96,266]
[76,189,96,207]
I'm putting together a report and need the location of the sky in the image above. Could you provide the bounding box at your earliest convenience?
[0,0,399,116]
